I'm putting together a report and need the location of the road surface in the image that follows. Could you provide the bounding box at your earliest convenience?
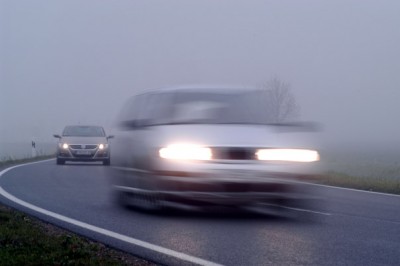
[1,160,399,265]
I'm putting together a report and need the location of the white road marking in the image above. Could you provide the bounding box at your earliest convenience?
[0,160,222,266]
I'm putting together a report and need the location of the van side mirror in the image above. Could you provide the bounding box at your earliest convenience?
[107,135,114,140]
[53,134,61,139]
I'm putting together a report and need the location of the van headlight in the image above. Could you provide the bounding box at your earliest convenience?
[62,143,69,149]
[159,144,212,161]
[256,149,319,162]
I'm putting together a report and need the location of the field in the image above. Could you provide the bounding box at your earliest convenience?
[0,142,55,161]
[317,143,400,194]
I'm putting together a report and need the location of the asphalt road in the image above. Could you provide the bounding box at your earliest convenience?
[1,160,400,265]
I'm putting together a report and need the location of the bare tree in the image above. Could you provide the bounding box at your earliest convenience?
[260,77,300,123]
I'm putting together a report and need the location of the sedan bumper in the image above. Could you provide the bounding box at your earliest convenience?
[57,148,110,161]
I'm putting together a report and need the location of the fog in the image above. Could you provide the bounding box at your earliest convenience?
[1,0,400,156]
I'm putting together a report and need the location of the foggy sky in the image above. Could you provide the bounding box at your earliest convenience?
[1,0,400,147]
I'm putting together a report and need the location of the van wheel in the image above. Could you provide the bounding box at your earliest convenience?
[56,158,65,165]
[131,193,164,212]
[116,190,163,213]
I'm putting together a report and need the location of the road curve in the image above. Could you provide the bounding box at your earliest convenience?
[1,160,400,266]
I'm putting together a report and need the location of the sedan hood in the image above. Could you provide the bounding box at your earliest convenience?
[59,136,108,144]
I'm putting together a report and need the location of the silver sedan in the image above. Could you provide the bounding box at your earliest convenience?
[54,125,113,165]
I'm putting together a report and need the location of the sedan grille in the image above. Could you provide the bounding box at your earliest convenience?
[69,144,98,149]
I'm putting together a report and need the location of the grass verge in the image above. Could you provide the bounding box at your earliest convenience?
[0,205,153,266]
[316,171,400,195]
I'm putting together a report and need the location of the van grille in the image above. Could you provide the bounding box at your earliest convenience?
[213,148,256,160]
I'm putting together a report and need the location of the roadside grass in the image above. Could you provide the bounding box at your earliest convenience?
[0,154,55,168]
[316,171,400,195]
[320,147,400,195]
[0,205,153,266]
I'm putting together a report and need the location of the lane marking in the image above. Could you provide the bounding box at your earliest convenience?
[0,160,221,266]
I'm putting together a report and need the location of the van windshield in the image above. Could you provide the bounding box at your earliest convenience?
[120,90,288,127]
[166,90,273,125]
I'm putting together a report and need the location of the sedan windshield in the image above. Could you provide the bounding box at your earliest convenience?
[62,126,105,137]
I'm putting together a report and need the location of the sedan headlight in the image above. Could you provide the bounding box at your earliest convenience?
[159,144,212,161]
[98,144,109,150]
[256,149,319,162]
